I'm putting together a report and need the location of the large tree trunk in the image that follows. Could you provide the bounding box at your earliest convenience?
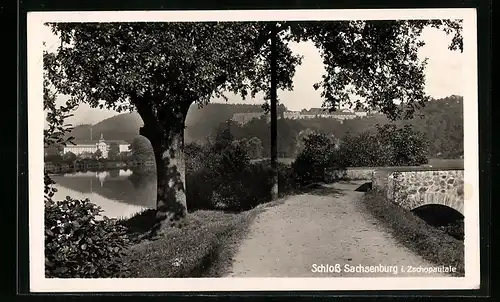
[150,128,187,232]
[135,98,190,237]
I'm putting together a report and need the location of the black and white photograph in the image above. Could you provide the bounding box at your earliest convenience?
[28,9,479,292]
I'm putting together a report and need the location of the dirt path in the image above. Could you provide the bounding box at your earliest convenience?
[227,180,447,277]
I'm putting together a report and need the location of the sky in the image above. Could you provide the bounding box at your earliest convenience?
[42,24,463,126]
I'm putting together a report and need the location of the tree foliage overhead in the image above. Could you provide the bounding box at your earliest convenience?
[44,22,303,134]
[45,20,462,122]
[286,20,462,119]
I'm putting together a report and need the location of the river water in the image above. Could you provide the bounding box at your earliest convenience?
[50,169,157,219]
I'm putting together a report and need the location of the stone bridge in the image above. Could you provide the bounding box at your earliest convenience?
[325,165,465,216]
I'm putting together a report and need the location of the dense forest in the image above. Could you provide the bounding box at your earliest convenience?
[61,95,463,159]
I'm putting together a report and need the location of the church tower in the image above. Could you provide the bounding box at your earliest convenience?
[97,133,109,158]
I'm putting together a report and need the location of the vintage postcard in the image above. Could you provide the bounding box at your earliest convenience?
[28,8,479,292]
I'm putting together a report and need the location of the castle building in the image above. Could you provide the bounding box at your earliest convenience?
[230,108,371,125]
[283,111,300,119]
[283,108,365,121]
[231,112,266,125]
[63,133,130,158]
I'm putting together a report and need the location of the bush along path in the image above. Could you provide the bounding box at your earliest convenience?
[227,180,460,277]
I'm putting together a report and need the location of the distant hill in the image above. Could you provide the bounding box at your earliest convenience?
[68,112,143,143]
[67,96,463,159]
[68,102,266,143]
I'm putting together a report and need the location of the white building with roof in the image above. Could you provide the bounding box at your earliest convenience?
[63,133,130,158]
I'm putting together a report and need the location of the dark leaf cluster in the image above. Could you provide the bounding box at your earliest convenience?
[45,197,132,278]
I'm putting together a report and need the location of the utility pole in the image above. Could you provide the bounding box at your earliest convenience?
[270,23,279,200]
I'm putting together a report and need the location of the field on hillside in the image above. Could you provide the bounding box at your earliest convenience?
[427,158,464,168]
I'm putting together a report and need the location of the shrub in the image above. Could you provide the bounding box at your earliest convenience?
[258,160,297,196]
[335,131,387,167]
[185,142,206,174]
[62,151,77,162]
[129,135,155,163]
[379,124,429,166]
[186,167,216,211]
[292,132,339,185]
[45,197,131,278]
[195,143,254,211]
[186,131,251,211]
[230,162,273,210]
[186,158,296,212]
[336,124,429,167]
[235,137,264,159]
[187,161,295,212]
[277,162,297,194]
[186,128,298,212]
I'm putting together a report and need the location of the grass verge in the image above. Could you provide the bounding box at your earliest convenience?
[120,207,263,278]
[361,190,465,277]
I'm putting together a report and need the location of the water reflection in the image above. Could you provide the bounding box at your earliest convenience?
[51,168,157,219]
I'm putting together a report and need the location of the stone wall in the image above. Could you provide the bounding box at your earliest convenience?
[372,167,464,215]
[325,165,465,214]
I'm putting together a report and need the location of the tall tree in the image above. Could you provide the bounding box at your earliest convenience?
[44,22,301,235]
[264,20,462,198]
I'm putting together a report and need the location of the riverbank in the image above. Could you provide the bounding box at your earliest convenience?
[120,208,260,277]
[45,160,156,174]
[360,190,464,276]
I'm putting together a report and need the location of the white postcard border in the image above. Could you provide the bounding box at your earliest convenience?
[27,8,480,292]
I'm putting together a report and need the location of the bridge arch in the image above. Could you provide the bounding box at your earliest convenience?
[404,192,464,216]
[411,203,464,226]
[411,203,464,240]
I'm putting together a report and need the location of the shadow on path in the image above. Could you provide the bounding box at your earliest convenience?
[354,182,372,192]
[305,185,346,197]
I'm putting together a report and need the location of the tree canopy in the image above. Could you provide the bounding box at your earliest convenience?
[45,20,462,121]
[44,22,302,134]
